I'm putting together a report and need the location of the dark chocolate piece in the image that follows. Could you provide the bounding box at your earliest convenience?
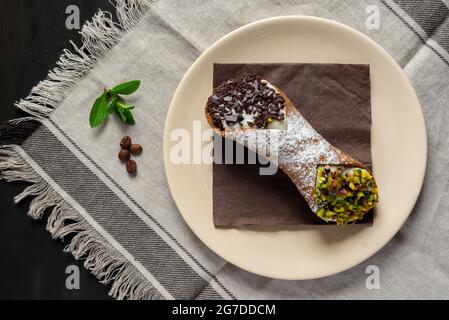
[206,74,286,130]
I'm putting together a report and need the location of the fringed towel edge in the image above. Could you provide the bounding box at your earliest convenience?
[0,0,160,300]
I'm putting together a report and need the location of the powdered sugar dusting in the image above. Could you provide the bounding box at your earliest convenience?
[225,81,346,212]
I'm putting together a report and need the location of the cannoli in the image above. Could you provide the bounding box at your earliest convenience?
[206,74,378,225]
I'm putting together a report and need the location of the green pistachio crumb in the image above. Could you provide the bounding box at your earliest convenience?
[314,165,379,225]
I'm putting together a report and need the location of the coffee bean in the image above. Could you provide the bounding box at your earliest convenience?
[126,160,137,174]
[118,149,130,161]
[130,144,143,155]
[120,136,132,149]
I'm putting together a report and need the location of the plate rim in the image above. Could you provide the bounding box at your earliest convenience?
[163,15,427,280]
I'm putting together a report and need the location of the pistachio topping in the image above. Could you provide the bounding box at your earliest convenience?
[314,165,379,225]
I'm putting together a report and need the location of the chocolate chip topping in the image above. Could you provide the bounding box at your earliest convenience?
[207,74,286,130]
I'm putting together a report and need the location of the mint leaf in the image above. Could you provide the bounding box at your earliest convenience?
[89,80,140,128]
[115,97,135,125]
[89,92,108,128]
[109,80,140,95]
[107,97,117,114]
[114,105,127,123]
[122,108,135,124]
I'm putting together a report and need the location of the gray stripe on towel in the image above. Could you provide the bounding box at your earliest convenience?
[47,118,235,300]
[393,0,449,38]
[22,126,222,300]
[393,0,449,54]
[195,284,224,300]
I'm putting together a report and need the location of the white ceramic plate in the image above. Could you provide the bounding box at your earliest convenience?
[163,16,427,280]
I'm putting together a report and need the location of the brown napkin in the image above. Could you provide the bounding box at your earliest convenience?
[213,63,372,226]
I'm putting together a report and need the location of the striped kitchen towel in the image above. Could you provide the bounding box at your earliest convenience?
[1,0,449,299]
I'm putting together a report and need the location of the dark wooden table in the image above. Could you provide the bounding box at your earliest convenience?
[0,0,117,299]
